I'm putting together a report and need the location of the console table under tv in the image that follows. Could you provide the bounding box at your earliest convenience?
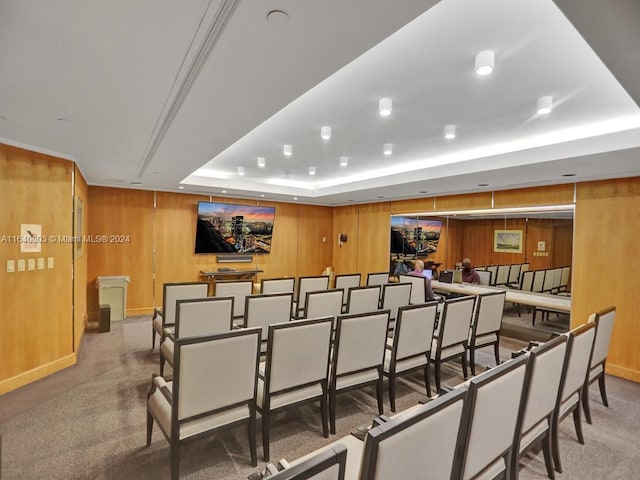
[199,269,264,295]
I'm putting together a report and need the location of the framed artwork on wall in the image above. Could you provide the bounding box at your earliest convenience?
[494,229,523,254]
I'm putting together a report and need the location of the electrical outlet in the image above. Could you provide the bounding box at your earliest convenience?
[37,257,45,270]
[7,260,15,273]
[47,257,54,269]
[18,259,26,271]
[28,258,36,271]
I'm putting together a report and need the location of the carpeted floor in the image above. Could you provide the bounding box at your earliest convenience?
[0,316,638,479]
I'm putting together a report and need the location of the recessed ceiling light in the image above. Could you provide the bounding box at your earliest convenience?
[419,191,428,194]
[260,194,265,197]
[478,183,489,187]
[536,96,553,115]
[257,157,266,167]
[321,126,331,140]
[444,124,456,140]
[377,196,385,199]
[562,173,576,177]
[222,190,227,193]
[475,50,495,76]
[379,98,392,116]
[308,166,316,175]
[348,199,354,202]
[130,181,142,186]
[383,143,393,155]
[340,156,348,167]
[293,197,298,200]
[178,186,184,190]
[283,144,292,156]
[56,117,72,123]
[237,167,245,176]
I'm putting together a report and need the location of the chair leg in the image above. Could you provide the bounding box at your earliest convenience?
[389,373,397,413]
[461,351,468,379]
[329,389,337,435]
[159,355,165,377]
[582,383,592,425]
[262,411,270,462]
[320,393,329,438]
[542,432,556,480]
[423,363,431,398]
[146,411,153,446]
[249,406,257,467]
[551,415,562,473]
[469,347,477,377]
[434,358,441,393]
[493,341,500,365]
[170,444,179,480]
[598,374,609,407]
[376,378,384,415]
[573,403,585,445]
[510,447,520,480]
[152,328,156,349]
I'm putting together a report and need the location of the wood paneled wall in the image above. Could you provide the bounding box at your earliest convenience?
[573,177,640,382]
[0,145,75,393]
[73,165,89,350]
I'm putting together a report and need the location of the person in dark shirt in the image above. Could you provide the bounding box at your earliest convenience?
[461,258,481,284]
[407,260,435,300]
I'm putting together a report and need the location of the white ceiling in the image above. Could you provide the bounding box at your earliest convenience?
[1,0,639,206]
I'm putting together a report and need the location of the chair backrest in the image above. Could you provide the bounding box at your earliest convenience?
[214,280,253,318]
[175,297,234,338]
[477,270,492,286]
[366,272,390,287]
[333,311,390,377]
[559,323,597,403]
[495,265,510,285]
[531,270,545,292]
[551,268,563,291]
[520,270,534,292]
[590,306,616,368]
[471,291,506,337]
[392,303,438,361]
[437,296,476,350]
[359,387,468,480]
[398,275,426,304]
[261,277,295,294]
[334,274,361,305]
[297,276,330,311]
[541,269,555,292]
[264,317,333,395]
[346,286,381,315]
[453,269,463,284]
[457,355,529,480]
[381,283,412,320]
[520,263,530,274]
[508,264,521,285]
[162,282,209,326]
[269,444,347,480]
[244,292,294,337]
[304,289,344,319]
[173,329,260,423]
[560,266,571,289]
[485,266,498,285]
[519,335,568,436]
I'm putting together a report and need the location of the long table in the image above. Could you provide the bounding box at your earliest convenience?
[199,269,263,294]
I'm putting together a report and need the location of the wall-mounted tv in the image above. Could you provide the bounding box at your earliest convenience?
[195,202,275,254]
[390,216,442,257]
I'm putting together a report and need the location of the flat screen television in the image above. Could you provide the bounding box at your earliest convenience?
[195,202,275,254]
[390,216,443,256]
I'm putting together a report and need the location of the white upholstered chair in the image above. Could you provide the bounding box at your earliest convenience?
[507,263,521,286]
[582,306,616,424]
[511,335,568,480]
[345,286,381,315]
[265,443,347,480]
[468,291,506,376]
[383,302,438,411]
[214,280,253,320]
[303,288,344,319]
[146,328,261,479]
[261,277,295,294]
[243,292,294,353]
[477,270,492,286]
[295,276,330,318]
[329,311,390,434]
[257,317,333,461]
[380,282,412,326]
[334,274,361,307]
[152,282,208,349]
[485,266,498,286]
[359,387,468,480]
[455,355,529,480]
[431,296,475,392]
[366,272,389,288]
[398,274,427,304]
[159,296,234,375]
[551,322,596,473]
[495,264,510,286]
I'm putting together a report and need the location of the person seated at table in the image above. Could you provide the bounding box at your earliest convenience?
[461,258,481,284]
[407,260,436,300]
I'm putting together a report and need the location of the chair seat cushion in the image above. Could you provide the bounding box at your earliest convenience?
[470,457,505,480]
[518,418,549,453]
[153,315,163,334]
[257,378,323,409]
[334,368,379,391]
[160,338,174,366]
[559,392,579,418]
[471,333,498,347]
[430,340,465,361]
[589,363,604,381]
[383,349,427,374]
[148,381,250,440]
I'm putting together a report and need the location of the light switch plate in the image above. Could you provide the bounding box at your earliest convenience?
[18,259,26,272]
[47,257,54,269]
[7,259,15,273]
[28,258,36,270]
[37,257,45,270]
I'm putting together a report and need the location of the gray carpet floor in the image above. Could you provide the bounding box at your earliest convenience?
[0,315,638,479]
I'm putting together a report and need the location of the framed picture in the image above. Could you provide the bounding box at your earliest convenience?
[494,229,523,254]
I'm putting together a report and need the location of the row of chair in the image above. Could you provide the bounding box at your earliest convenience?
[474,263,531,287]
[257,306,616,480]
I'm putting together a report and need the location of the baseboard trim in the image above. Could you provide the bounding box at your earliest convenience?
[126,307,154,317]
[0,353,77,395]
[606,363,640,383]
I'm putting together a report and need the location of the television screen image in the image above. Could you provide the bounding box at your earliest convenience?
[195,202,275,254]
[390,216,442,256]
